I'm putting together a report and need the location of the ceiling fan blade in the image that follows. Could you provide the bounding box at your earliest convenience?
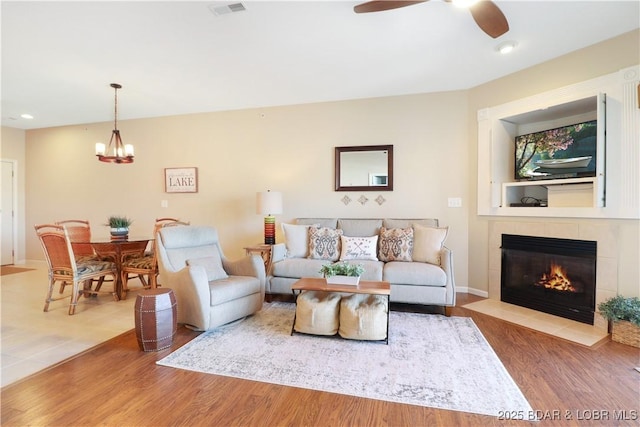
[469,1,509,38]
[354,1,427,14]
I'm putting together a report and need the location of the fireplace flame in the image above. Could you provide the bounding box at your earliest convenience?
[537,263,577,292]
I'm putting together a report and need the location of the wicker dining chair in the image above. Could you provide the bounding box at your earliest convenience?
[35,224,118,315]
[120,218,189,299]
[55,219,99,261]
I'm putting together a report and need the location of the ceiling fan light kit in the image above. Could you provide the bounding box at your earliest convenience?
[496,41,517,54]
[354,0,509,39]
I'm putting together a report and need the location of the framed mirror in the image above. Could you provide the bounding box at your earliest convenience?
[335,145,393,191]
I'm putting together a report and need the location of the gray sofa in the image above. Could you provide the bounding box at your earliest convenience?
[268,218,455,314]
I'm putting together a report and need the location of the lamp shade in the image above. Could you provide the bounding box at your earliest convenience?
[256,191,283,215]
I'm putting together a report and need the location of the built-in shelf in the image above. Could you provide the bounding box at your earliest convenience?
[477,65,640,219]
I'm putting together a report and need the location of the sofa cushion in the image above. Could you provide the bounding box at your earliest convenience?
[338,219,382,237]
[412,224,448,265]
[186,252,228,281]
[383,218,439,229]
[339,235,378,261]
[308,226,343,261]
[209,276,261,306]
[383,261,447,286]
[378,227,413,262]
[282,223,313,258]
[297,218,338,228]
[354,260,384,281]
[272,258,327,278]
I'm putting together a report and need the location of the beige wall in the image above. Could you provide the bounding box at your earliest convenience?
[21,91,471,287]
[9,29,640,297]
[0,126,27,262]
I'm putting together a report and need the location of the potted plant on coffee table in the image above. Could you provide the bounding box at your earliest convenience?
[106,215,132,239]
[319,262,365,286]
[597,295,640,348]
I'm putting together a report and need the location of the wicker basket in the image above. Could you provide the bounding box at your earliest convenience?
[611,320,640,348]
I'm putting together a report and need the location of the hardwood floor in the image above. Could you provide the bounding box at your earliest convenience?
[2,293,638,426]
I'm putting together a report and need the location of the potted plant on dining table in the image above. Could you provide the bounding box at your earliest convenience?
[106,215,132,239]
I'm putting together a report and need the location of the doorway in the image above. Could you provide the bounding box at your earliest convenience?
[1,160,16,265]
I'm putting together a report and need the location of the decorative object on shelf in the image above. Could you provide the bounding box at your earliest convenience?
[341,195,351,205]
[597,295,640,348]
[95,83,134,164]
[319,262,364,286]
[164,167,198,193]
[358,195,369,205]
[106,215,132,239]
[375,195,386,205]
[256,190,282,245]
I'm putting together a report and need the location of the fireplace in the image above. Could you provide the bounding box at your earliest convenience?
[501,234,597,324]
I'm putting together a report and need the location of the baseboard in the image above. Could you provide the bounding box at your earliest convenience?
[466,288,489,298]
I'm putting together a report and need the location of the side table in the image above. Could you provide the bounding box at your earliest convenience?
[244,244,272,275]
[135,288,177,352]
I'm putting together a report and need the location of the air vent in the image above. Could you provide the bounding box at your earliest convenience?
[208,2,246,16]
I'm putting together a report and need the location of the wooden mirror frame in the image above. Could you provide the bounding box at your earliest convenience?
[335,145,394,192]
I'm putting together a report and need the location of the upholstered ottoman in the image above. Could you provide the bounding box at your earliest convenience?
[339,293,389,341]
[294,291,341,336]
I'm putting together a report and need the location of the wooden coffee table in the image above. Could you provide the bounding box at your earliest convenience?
[291,277,391,343]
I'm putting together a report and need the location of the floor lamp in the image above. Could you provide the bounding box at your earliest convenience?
[256,190,283,245]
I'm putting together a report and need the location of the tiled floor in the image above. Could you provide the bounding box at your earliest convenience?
[1,262,140,387]
[463,298,609,347]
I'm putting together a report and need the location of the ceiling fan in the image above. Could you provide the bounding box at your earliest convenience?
[354,0,509,39]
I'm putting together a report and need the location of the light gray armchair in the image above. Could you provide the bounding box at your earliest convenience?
[156,225,265,331]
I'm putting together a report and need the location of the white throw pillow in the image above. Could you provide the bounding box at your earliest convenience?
[186,252,228,281]
[339,235,379,261]
[412,224,448,265]
[282,223,312,258]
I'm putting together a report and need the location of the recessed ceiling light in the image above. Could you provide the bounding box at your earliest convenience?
[20,113,34,119]
[496,41,517,54]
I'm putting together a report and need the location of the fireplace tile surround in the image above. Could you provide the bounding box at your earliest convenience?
[487,220,621,335]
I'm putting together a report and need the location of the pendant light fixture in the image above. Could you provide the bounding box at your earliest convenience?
[95,83,134,164]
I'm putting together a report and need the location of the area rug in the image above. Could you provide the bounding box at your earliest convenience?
[0,266,35,276]
[157,302,533,417]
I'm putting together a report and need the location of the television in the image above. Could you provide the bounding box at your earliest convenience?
[514,119,597,181]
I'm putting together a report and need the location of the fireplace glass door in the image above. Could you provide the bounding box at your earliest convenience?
[501,234,596,324]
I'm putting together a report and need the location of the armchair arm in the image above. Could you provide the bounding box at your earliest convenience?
[222,255,266,298]
[161,265,211,331]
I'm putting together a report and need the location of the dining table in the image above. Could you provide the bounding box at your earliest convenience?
[89,236,153,300]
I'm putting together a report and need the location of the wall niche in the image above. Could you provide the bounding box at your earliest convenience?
[477,65,639,219]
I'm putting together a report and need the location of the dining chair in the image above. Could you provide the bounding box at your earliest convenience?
[119,218,189,299]
[35,224,119,315]
[55,219,98,261]
[55,219,109,294]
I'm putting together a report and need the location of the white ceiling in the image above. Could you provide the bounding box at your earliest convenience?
[2,1,638,130]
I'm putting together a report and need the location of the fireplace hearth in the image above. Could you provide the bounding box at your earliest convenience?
[501,234,597,324]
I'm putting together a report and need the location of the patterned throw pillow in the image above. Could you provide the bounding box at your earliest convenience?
[378,227,413,262]
[308,226,343,261]
[412,224,448,265]
[339,235,379,261]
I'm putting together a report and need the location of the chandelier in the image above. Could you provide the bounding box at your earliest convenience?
[95,83,134,164]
